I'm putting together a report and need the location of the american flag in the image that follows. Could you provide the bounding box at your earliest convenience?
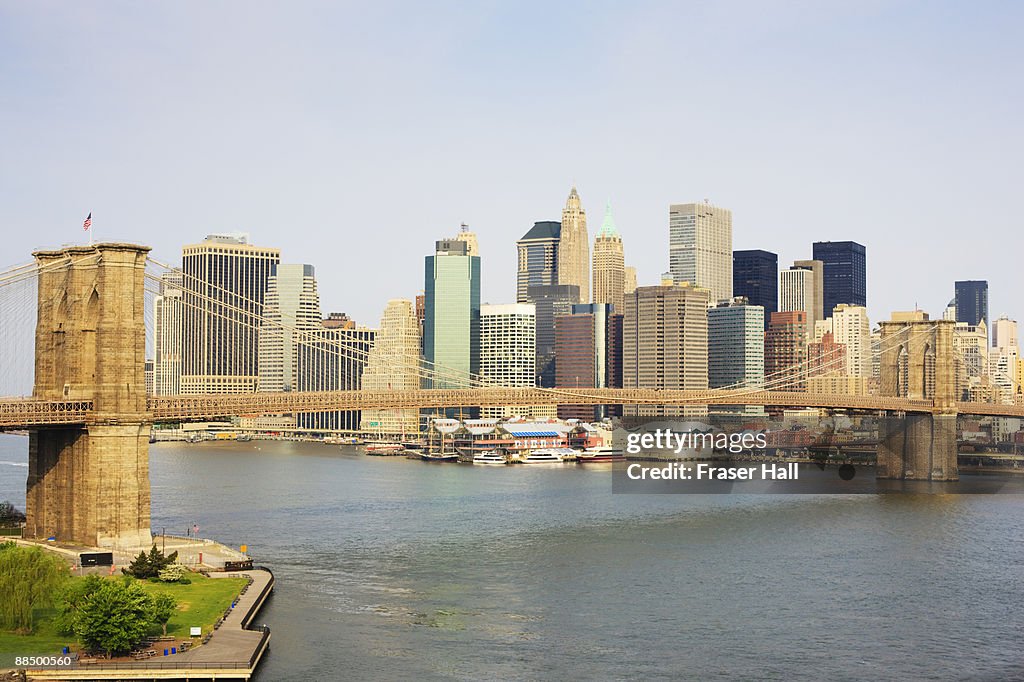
[83,212,92,230]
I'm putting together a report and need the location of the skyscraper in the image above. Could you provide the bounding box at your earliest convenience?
[360,299,423,435]
[831,304,871,380]
[793,259,824,324]
[423,238,480,389]
[480,303,537,418]
[669,202,732,305]
[812,241,867,316]
[624,266,638,295]
[732,250,777,329]
[992,315,1018,352]
[622,282,710,418]
[707,298,765,416]
[954,280,989,328]
[592,201,625,313]
[296,326,376,431]
[554,303,623,421]
[527,283,580,387]
[258,264,321,393]
[765,311,807,392]
[559,186,589,304]
[516,221,560,303]
[454,223,479,256]
[779,265,817,340]
[152,270,183,396]
[181,233,280,394]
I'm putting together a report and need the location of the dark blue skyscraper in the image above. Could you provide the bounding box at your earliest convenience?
[812,241,866,317]
[954,280,989,327]
[733,249,777,329]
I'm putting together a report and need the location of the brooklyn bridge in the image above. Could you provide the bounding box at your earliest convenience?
[1,243,1021,549]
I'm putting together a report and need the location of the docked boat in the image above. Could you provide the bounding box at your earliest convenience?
[420,451,459,463]
[521,449,571,464]
[365,442,405,455]
[577,445,626,463]
[472,451,509,465]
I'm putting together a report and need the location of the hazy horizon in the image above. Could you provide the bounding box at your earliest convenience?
[2,1,1021,329]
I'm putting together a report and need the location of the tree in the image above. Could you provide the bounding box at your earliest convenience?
[150,592,178,636]
[74,578,155,657]
[0,500,26,527]
[125,545,179,579]
[0,542,69,633]
[54,574,105,635]
[158,563,186,583]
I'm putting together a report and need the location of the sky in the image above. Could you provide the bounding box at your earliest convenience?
[1,0,1022,329]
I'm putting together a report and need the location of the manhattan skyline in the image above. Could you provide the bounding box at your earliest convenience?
[2,1,1022,327]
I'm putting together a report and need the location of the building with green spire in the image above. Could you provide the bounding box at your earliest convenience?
[592,200,625,313]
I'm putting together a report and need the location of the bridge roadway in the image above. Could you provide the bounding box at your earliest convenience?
[1,388,1021,429]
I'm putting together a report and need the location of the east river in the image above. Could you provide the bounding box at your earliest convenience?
[2,433,1023,680]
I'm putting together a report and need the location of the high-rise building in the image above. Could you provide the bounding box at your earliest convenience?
[831,304,871,380]
[592,201,625,313]
[624,266,638,295]
[455,223,479,256]
[812,241,867,316]
[527,283,580,387]
[668,202,732,305]
[732,250,777,329]
[622,282,710,418]
[153,270,183,396]
[258,264,321,393]
[779,265,817,340]
[708,298,765,416]
[181,233,280,394]
[954,280,989,328]
[952,320,988,400]
[516,221,560,303]
[559,186,589,304]
[765,311,807,392]
[360,299,423,435]
[807,332,846,378]
[992,315,1018,352]
[554,303,623,421]
[423,238,480,389]
[480,303,537,418]
[296,326,376,431]
[793,259,824,324]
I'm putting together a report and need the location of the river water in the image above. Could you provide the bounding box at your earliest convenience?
[1,433,1023,680]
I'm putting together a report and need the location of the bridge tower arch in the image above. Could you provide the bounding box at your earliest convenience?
[25,243,153,549]
[877,316,957,481]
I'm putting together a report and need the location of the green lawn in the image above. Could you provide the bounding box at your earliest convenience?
[0,573,247,657]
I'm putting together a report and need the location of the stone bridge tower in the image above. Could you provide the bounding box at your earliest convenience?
[26,243,153,549]
[877,315,957,481]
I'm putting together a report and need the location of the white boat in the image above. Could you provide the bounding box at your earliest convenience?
[521,449,570,464]
[577,445,626,463]
[473,451,508,465]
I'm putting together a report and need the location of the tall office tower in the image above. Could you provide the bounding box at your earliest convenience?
[793,259,824,324]
[765,311,808,392]
[181,233,280,394]
[455,223,479,256]
[779,265,817,340]
[708,298,765,416]
[733,250,777,329]
[622,282,710,418]
[812,241,867,316]
[592,201,625,313]
[258,264,322,393]
[516,221,560,303]
[988,347,1019,404]
[153,270,184,396]
[479,303,537,418]
[527,283,580,388]
[361,299,423,435]
[559,186,590,304]
[554,303,623,421]
[668,202,732,305]
[624,266,637,295]
[296,326,376,431]
[991,315,1017,351]
[954,280,989,328]
[952,320,989,399]
[831,304,871,379]
[423,238,480,389]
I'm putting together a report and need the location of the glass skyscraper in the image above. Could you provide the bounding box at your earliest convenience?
[733,249,777,329]
[811,241,866,316]
[954,280,989,328]
[423,239,481,389]
[516,221,560,303]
